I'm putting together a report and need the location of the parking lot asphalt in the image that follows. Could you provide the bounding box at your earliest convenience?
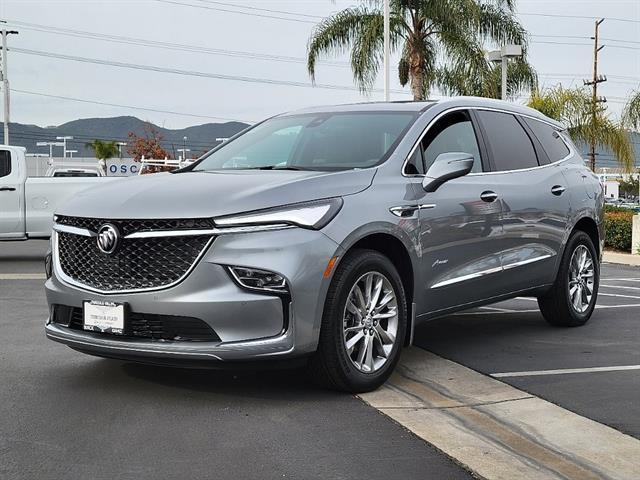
[0,241,472,480]
[414,262,640,439]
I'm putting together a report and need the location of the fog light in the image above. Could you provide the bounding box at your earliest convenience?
[228,266,288,293]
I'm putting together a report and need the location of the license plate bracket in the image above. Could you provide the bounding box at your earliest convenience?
[83,301,126,335]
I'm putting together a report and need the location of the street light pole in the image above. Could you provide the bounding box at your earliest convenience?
[56,136,73,158]
[383,0,390,102]
[488,45,522,100]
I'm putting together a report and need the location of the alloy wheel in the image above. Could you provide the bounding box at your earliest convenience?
[568,245,595,314]
[342,271,399,373]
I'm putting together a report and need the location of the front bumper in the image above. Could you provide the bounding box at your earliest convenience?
[45,227,341,363]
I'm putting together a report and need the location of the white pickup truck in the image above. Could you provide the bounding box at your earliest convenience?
[0,145,118,240]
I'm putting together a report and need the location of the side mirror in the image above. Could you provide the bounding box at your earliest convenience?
[422,152,474,192]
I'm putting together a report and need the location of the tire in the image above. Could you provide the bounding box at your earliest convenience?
[309,249,407,393]
[538,231,599,327]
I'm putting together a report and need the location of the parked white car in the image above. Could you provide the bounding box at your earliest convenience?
[0,145,118,240]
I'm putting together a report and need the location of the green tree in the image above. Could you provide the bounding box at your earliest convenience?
[622,89,640,132]
[528,86,634,172]
[307,0,533,101]
[618,174,639,199]
[86,139,120,176]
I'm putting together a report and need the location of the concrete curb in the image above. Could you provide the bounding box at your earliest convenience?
[603,251,640,266]
[360,348,640,480]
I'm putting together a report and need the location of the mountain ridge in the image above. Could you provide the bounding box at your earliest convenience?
[2,116,250,158]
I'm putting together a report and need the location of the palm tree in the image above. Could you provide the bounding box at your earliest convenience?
[528,86,635,172]
[622,89,640,131]
[86,139,120,176]
[307,0,533,101]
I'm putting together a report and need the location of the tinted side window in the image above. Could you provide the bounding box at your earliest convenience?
[0,150,11,178]
[524,118,570,162]
[477,111,538,171]
[421,111,482,173]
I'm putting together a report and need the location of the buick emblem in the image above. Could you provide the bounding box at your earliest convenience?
[97,224,120,254]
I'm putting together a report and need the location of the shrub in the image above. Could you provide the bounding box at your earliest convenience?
[604,209,634,252]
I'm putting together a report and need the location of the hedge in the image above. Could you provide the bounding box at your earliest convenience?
[604,206,634,252]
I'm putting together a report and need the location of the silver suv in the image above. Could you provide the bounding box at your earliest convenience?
[45,98,603,392]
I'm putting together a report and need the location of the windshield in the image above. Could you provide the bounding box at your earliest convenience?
[193,112,416,171]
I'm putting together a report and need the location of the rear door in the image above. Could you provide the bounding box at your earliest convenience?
[0,149,25,238]
[411,109,505,314]
[474,110,571,292]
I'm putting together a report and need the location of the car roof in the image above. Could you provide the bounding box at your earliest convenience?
[280,97,564,129]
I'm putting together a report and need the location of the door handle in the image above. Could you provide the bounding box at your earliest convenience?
[480,191,498,203]
[551,185,566,196]
[389,205,420,218]
[0,186,16,192]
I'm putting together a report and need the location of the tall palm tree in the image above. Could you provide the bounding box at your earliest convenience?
[622,89,640,132]
[307,0,533,101]
[528,86,635,172]
[86,139,119,176]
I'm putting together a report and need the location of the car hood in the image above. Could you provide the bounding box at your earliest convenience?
[56,169,376,219]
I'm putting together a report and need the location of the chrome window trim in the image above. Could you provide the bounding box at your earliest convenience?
[402,105,574,178]
[51,230,215,295]
[430,253,554,289]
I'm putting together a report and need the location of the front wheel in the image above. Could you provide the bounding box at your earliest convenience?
[538,231,599,327]
[310,249,407,393]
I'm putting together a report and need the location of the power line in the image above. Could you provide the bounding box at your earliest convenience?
[153,0,317,24]
[531,40,640,51]
[11,88,254,123]
[190,0,323,19]
[519,12,640,24]
[1,19,349,67]
[10,47,410,95]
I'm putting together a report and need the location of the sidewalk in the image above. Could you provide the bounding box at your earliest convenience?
[603,250,640,266]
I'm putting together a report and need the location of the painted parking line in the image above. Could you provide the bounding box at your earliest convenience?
[360,348,640,480]
[601,284,640,291]
[491,365,640,378]
[490,365,640,378]
[0,273,46,280]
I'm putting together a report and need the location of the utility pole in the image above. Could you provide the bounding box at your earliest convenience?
[583,18,607,172]
[0,29,18,145]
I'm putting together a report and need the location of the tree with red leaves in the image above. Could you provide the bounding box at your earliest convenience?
[127,124,171,161]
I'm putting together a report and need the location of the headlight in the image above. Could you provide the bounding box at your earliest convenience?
[215,198,343,230]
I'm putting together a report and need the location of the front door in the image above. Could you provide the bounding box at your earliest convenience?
[0,149,25,238]
[410,110,505,315]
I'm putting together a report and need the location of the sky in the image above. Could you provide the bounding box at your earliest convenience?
[0,0,639,130]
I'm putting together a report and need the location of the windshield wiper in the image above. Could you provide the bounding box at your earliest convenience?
[253,165,310,171]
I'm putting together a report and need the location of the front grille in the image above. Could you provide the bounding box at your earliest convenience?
[55,216,214,292]
[52,305,220,342]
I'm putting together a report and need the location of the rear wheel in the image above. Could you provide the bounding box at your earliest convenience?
[538,231,599,327]
[310,249,407,393]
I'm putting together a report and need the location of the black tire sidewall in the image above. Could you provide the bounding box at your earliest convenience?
[325,250,407,391]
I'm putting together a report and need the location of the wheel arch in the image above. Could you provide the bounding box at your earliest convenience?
[331,230,417,346]
[571,216,601,257]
